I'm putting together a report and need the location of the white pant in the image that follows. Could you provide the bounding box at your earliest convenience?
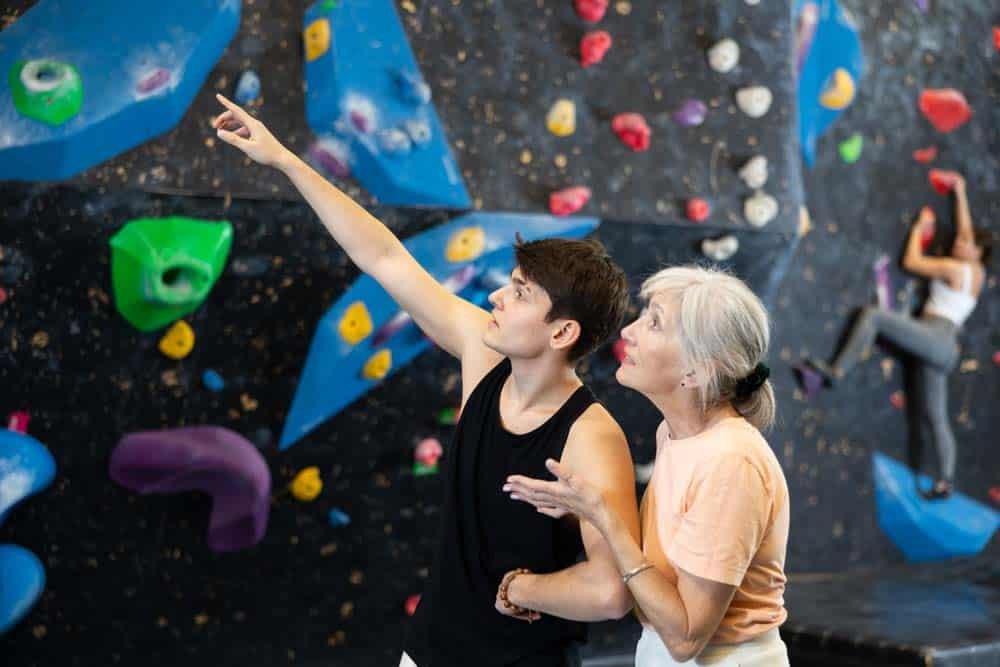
[635,627,789,666]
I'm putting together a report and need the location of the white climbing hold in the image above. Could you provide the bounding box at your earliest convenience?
[702,235,740,262]
[736,85,773,118]
[707,38,740,73]
[744,191,779,227]
[739,155,768,189]
[404,118,432,145]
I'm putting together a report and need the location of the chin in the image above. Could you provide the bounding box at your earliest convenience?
[614,365,633,388]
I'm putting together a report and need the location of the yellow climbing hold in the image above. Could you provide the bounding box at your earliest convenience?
[338,301,373,344]
[546,99,576,137]
[290,466,323,502]
[158,320,195,360]
[304,18,331,62]
[362,349,392,380]
[819,68,856,110]
[445,226,486,262]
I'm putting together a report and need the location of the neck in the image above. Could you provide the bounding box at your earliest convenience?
[505,354,580,411]
[651,390,739,441]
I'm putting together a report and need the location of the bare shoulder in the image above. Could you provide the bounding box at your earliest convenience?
[562,402,632,476]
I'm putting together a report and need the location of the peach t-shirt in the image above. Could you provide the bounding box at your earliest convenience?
[638,416,789,645]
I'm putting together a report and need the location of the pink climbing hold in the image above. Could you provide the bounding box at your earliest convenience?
[928,169,960,195]
[549,186,592,216]
[7,411,30,434]
[890,391,906,410]
[580,30,612,67]
[405,594,421,617]
[611,113,651,151]
[575,0,608,23]
[686,198,711,222]
[912,146,937,164]
[612,338,627,363]
[918,89,972,133]
[414,437,443,467]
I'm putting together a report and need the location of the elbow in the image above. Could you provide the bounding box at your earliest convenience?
[901,255,916,272]
[664,637,705,664]
[599,583,633,620]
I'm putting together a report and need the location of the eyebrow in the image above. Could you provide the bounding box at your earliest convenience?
[511,274,532,293]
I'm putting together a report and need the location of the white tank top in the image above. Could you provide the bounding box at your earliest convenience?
[924,264,977,326]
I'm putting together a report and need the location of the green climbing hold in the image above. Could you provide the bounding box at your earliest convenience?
[838,133,864,164]
[110,216,233,332]
[9,58,83,126]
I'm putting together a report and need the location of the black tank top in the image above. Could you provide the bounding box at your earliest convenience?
[404,359,593,666]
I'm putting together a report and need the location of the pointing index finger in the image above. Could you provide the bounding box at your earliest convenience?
[215,93,253,124]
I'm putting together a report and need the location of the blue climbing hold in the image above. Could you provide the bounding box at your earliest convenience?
[0,545,45,635]
[873,452,999,562]
[202,369,225,392]
[328,508,351,527]
[234,69,261,105]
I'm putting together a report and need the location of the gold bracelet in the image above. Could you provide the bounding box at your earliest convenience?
[622,561,654,584]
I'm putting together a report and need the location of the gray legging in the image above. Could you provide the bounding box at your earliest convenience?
[831,306,960,482]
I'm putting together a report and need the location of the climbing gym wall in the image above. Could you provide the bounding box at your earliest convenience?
[1,1,998,667]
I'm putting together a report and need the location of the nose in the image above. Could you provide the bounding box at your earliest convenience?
[621,319,637,344]
[488,287,504,309]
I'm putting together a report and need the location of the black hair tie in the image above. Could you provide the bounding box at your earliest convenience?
[735,362,770,398]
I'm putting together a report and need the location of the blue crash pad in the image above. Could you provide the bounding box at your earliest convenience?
[795,0,864,167]
[0,0,239,181]
[279,213,600,449]
[302,0,470,209]
[0,429,56,636]
[873,452,999,562]
[0,544,45,635]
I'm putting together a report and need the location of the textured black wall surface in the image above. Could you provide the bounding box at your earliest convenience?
[1,0,999,665]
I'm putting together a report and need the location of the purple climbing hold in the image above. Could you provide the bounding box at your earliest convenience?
[794,363,825,399]
[913,0,928,13]
[672,98,708,127]
[109,426,271,553]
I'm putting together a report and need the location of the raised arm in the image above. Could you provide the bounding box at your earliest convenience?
[953,175,974,244]
[212,94,493,362]
[500,410,640,622]
[901,206,963,285]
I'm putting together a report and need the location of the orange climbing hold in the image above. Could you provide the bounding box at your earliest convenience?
[912,146,937,164]
[928,169,960,195]
[918,89,972,133]
[580,30,612,67]
[575,0,608,22]
[549,186,592,216]
[611,112,651,151]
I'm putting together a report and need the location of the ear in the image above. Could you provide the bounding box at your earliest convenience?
[549,319,581,354]
[680,361,713,388]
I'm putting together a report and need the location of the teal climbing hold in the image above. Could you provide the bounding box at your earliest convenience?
[109,216,233,332]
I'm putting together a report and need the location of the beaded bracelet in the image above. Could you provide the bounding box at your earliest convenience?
[499,568,532,615]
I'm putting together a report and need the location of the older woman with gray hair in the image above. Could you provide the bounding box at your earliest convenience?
[504,266,790,666]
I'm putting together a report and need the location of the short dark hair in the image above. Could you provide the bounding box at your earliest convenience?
[974,228,994,266]
[514,236,629,362]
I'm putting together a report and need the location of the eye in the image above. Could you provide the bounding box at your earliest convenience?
[515,288,524,299]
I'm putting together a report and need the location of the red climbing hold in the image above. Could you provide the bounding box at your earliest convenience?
[686,198,711,222]
[992,350,1000,366]
[549,186,592,216]
[928,169,960,195]
[575,0,608,23]
[890,391,906,410]
[580,30,612,67]
[405,594,421,617]
[611,113,651,151]
[612,338,627,363]
[989,486,1000,507]
[912,146,937,164]
[414,437,443,467]
[0,287,7,305]
[993,27,1000,53]
[918,89,972,133]
[7,411,30,433]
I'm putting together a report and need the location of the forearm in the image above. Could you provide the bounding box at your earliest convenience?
[902,227,925,269]
[599,508,690,642]
[955,187,973,239]
[508,560,630,622]
[278,152,404,271]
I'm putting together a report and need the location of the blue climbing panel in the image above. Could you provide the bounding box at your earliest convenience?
[279,213,600,449]
[873,452,999,562]
[302,0,471,209]
[0,429,56,635]
[795,0,864,167]
[0,0,239,181]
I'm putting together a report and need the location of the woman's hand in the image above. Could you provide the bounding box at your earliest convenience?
[212,94,292,169]
[504,458,607,527]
